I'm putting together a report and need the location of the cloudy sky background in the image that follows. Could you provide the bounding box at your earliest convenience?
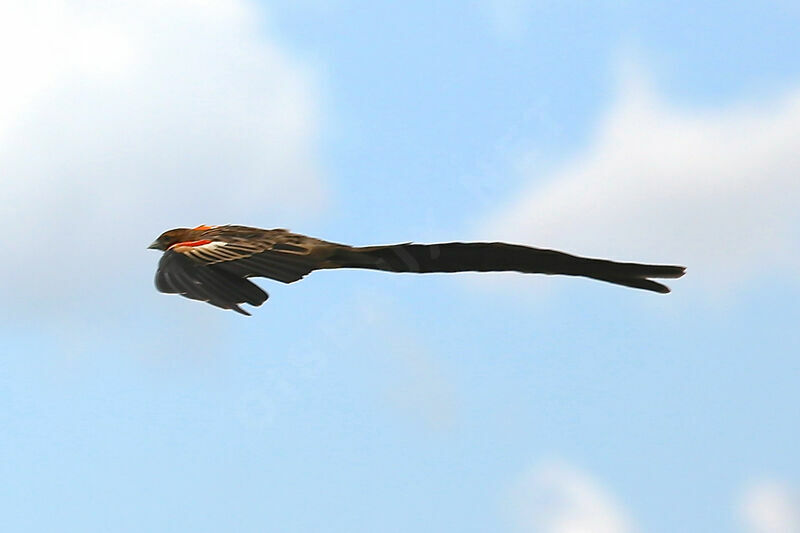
[1,1,798,532]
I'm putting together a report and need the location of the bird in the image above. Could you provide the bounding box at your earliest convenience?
[149,225,686,315]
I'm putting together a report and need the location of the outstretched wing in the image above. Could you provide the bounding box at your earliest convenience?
[155,251,269,315]
[169,226,328,284]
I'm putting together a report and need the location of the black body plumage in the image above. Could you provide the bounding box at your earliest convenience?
[150,225,686,315]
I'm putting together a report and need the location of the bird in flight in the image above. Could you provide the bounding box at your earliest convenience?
[149,225,686,315]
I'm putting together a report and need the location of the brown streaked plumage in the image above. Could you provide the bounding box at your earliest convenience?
[148,225,686,315]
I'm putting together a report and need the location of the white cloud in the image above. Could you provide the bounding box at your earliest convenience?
[481,0,535,39]
[741,481,800,533]
[509,460,635,533]
[483,70,800,292]
[508,463,800,533]
[0,0,325,313]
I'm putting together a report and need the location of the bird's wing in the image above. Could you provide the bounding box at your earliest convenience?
[167,226,327,284]
[155,250,269,315]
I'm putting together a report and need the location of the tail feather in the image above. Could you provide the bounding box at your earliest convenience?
[327,242,685,294]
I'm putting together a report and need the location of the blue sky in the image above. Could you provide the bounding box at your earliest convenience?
[1,1,798,532]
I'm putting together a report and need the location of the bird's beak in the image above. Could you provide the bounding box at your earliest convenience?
[148,241,161,250]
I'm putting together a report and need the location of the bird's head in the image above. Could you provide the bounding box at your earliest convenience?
[148,228,193,251]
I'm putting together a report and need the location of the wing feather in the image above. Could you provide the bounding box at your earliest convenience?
[155,251,268,315]
[169,227,328,284]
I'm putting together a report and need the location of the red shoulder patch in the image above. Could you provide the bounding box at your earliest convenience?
[169,239,212,250]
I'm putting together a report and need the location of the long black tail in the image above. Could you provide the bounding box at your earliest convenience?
[328,242,686,293]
